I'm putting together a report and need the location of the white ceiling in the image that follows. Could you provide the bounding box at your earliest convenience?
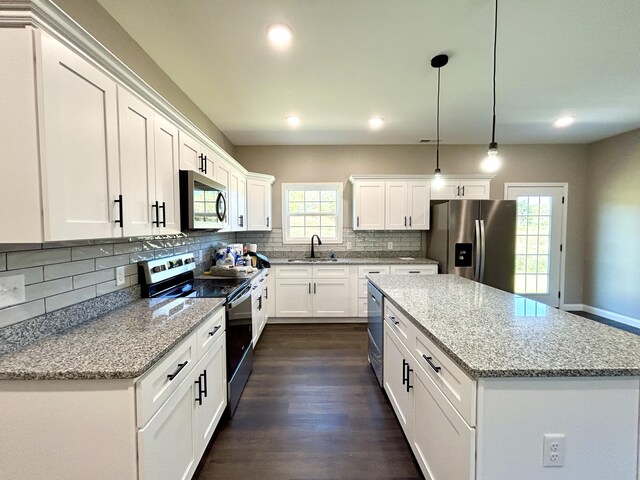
[97,0,640,146]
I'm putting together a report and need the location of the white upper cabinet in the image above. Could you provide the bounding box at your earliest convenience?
[117,87,156,237]
[178,131,215,180]
[384,180,430,230]
[39,31,121,241]
[246,173,274,231]
[385,181,408,230]
[430,178,491,200]
[353,180,386,230]
[153,114,181,234]
[406,181,430,229]
[228,169,247,231]
[215,159,231,229]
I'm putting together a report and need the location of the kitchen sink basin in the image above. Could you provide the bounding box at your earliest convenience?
[287,258,339,263]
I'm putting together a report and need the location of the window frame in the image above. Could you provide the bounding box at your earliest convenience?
[281,182,343,245]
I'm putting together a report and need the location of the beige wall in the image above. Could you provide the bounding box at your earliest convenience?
[53,0,235,155]
[235,144,588,304]
[584,129,640,318]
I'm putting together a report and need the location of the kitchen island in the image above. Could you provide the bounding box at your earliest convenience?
[368,274,640,480]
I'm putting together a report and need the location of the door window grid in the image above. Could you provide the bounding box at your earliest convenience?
[283,184,342,243]
[514,196,552,294]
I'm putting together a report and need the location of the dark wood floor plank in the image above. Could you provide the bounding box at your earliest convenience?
[195,323,422,480]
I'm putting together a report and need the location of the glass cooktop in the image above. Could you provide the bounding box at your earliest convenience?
[159,277,250,299]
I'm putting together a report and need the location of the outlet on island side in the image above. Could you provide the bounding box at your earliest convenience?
[542,433,565,467]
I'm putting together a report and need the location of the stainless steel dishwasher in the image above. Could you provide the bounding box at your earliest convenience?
[367,282,384,387]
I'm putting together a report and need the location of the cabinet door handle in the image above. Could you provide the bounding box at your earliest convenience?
[357,216,360,227]
[151,201,159,227]
[409,216,412,227]
[422,354,442,373]
[198,153,205,172]
[160,201,166,227]
[258,295,262,310]
[208,325,221,336]
[114,195,124,227]
[266,216,270,227]
[313,282,316,294]
[408,271,420,274]
[461,186,465,197]
[388,314,399,325]
[406,364,414,392]
[369,271,380,274]
[456,185,460,197]
[239,215,244,227]
[404,216,407,227]
[308,283,311,294]
[204,155,208,175]
[202,370,208,398]
[402,358,408,385]
[194,376,203,405]
[265,287,268,300]
[167,361,188,381]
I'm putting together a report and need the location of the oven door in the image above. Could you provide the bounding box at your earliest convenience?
[179,169,227,230]
[226,284,253,415]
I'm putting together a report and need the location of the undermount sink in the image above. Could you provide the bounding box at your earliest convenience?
[287,258,339,263]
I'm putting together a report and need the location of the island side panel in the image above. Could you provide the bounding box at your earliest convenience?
[0,379,138,479]
[475,376,640,480]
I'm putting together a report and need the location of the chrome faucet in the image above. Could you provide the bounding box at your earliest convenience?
[310,235,322,258]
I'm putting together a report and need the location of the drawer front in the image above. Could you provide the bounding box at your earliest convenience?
[384,301,413,347]
[358,265,390,278]
[312,265,350,278]
[195,307,225,360]
[275,265,313,279]
[357,297,368,317]
[358,278,369,298]
[136,333,197,427]
[411,323,477,426]
[390,265,437,275]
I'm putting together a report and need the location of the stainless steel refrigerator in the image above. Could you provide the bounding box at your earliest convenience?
[427,200,516,292]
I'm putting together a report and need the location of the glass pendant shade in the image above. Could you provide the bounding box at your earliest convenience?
[481,142,502,172]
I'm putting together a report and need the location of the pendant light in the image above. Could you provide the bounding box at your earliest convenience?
[431,54,448,189]
[481,0,502,173]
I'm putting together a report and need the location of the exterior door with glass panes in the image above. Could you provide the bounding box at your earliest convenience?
[505,185,565,307]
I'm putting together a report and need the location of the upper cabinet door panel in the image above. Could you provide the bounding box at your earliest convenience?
[39,33,121,241]
[430,180,460,200]
[459,180,490,199]
[117,87,155,237]
[247,178,271,231]
[154,114,181,234]
[385,181,407,230]
[354,181,385,230]
[407,181,430,229]
[237,174,247,231]
[178,130,201,173]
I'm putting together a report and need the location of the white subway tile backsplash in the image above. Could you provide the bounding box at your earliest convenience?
[123,264,137,276]
[0,267,44,285]
[130,251,155,263]
[154,248,174,258]
[95,254,129,270]
[43,259,95,281]
[45,286,96,312]
[73,269,115,289]
[95,279,127,296]
[0,243,43,253]
[7,248,71,269]
[71,244,114,261]
[25,278,73,302]
[0,300,45,329]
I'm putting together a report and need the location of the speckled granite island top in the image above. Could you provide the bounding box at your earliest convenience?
[368,274,640,378]
[270,257,438,265]
[0,297,225,380]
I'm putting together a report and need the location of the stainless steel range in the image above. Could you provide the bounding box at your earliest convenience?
[140,253,253,416]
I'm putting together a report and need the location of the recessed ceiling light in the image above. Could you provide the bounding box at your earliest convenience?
[369,117,384,130]
[554,116,575,128]
[267,24,292,47]
[286,115,301,127]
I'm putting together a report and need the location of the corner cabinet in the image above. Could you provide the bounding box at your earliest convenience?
[246,173,275,231]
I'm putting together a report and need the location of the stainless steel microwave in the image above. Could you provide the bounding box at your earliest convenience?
[179,170,227,230]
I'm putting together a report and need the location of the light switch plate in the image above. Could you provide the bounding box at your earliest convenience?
[0,274,26,308]
[346,241,352,250]
[116,266,126,286]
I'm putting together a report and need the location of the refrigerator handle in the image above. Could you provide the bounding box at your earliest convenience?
[479,219,486,283]
[474,220,481,281]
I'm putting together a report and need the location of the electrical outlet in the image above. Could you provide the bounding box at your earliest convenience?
[543,434,565,467]
[346,241,352,250]
[387,241,393,250]
[116,266,126,286]
[0,274,26,308]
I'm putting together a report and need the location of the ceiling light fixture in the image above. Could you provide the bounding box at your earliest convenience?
[554,116,575,128]
[481,0,502,173]
[286,115,301,127]
[369,117,384,130]
[267,24,293,48]
[431,53,449,189]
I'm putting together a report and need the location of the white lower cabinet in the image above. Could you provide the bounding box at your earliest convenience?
[252,271,268,346]
[312,278,351,316]
[383,323,414,438]
[275,278,314,317]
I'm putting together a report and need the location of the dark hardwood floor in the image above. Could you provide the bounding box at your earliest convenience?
[196,323,423,480]
[570,310,640,335]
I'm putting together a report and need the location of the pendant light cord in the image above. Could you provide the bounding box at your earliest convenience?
[491,0,498,144]
[436,66,441,169]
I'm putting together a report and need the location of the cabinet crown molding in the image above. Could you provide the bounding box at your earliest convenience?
[348,173,495,184]
[246,172,276,185]
[0,0,247,175]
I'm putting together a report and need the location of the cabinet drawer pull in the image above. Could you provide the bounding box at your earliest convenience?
[423,354,441,373]
[408,271,420,274]
[167,361,188,381]
[308,282,311,294]
[239,214,244,227]
[461,185,465,197]
[265,287,268,299]
[313,282,316,294]
[404,216,407,227]
[402,358,408,385]
[194,376,203,405]
[369,271,380,274]
[208,325,221,336]
[266,216,270,227]
[388,314,399,325]
[405,362,414,393]
[409,216,412,227]
[357,216,360,227]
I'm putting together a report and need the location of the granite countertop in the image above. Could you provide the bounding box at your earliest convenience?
[0,297,225,380]
[269,256,438,265]
[368,274,640,378]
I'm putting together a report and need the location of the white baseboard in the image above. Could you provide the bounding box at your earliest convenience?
[561,303,640,329]
[268,317,366,324]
